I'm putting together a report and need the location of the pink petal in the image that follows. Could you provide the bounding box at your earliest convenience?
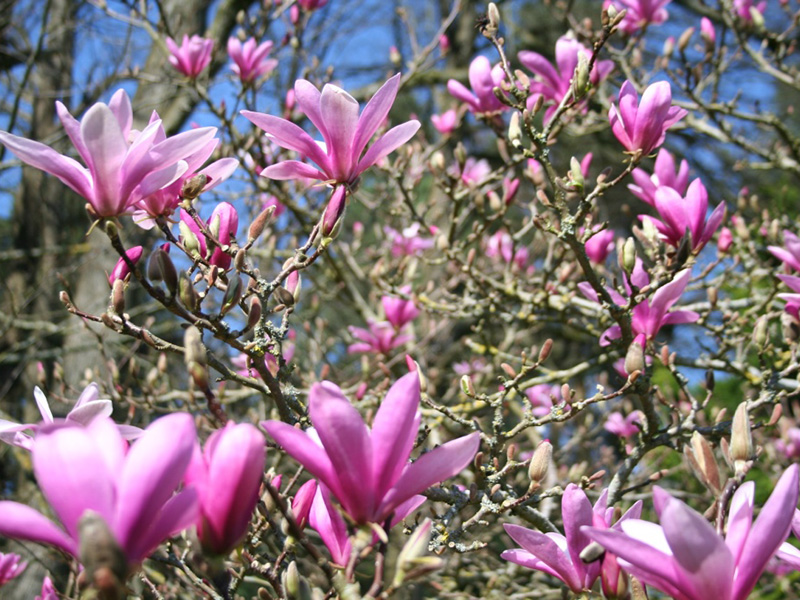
[309,381,374,523]
[241,111,329,169]
[113,413,196,556]
[293,79,327,138]
[352,74,401,160]
[356,121,420,174]
[725,481,754,563]
[128,488,198,562]
[504,524,582,591]
[80,103,128,214]
[262,160,326,181]
[378,432,480,521]
[0,502,77,555]
[33,423,117,539]
[370,373,421,499]
[319,84,360,180]
[562,484,594,582]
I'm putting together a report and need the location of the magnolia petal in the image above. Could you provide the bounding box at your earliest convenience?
[199,157,239,191]
[446,80,479,111]
[504,524,582,592]
[261,160,326,181]
[319,84,360,180]
[128,488,199,563]
[293,79,327,139]
[561,484,594,583]
[356,121,421,174]
[733,464,799,600]
[725,481,754,563]
[242,111,329,169]
[309,381,374,523]
[33,387,54,423]
[114,413,196,555]
[378,432,480,520]
[352,73,401,160]
[108,89,133,141]
[80,102,128,214]
[0,502,77,555]
[309,486,351,567]
[371,373,421,499]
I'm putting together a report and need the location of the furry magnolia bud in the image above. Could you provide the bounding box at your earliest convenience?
[78,511,128,600]
[528,439,552,486]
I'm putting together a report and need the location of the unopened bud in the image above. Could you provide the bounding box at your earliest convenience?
[624,333,646,375]
[484,3,500,37]
[569,156,585,189]
[221,274,244,315]
[248,205,276,242]
[677,27,695,53]
[528,440,552,485]
[749,7,765,30]
[179,272,199,312]
[752,315,769,348]
[460,374,475,396]
[687,431,722,493]
[508,111,522,147]
[320,186,347,239]
[181,174,209,200]
[246,296,263,331]
[179,221,202,258]
[730,402,754,475]
[622,237,636,274]
[111,279,125,315]
[538,339,553,363]
[571,53,590,100]
[184,326,206,368]
[78,511,128,598]
[148,248,178,295]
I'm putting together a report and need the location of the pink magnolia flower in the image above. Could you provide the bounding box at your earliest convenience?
[447,55,508,115]
[584,227,615,265]
[0,553,26,586]
[733,0,766,21]
[578,263,699,345]
[0,384,138,451]
[243,74,420,185]
[133,125,238,228]
[777,274,800,319]
[524,384,563,417]
[109,246,143,284]
[180,202,239,269]
[184,422,265,555]
[228,37,278,83]
[503,484,642,595]
[605,0,672,34]
[36,576,58,600]
[291,479,317,530]
[262,373,481,525]
[166,35,214,78]
[431,109,458,134]
[0,414,198,568]
[458,157,491,186]
[775,428,800,459]
[609,80,687,157]
[0,90,217,218]
[518,36,613,120]
[629,148,689,206]
[347,320,412,355]
[486,230,529,271]
[384,223,435,256]
[769,230,800,272]
[604,411,643,438]
[718,227,733,253]
[700,17,716,45]
[587,465,800,600]
[382,286,419,329]
[644,178,726,252]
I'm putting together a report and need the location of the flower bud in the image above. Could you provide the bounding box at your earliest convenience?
[179,271,199,312]
[179,221,202,259]
[752,315,769,348]
[730,402,753,475]
[686,431,722,494]
[622,237,636,275]
[248,205,276,242]
[78,511,128,597]
[109,246,143,285]
[677,27,695,53]
[569,156,585,190]
[393,519,443,586]
[320,186,347,239]
[624,334,647,375]
[110,279,125,315]
[148,247,178,295]
[571,53,590,100]
[221,274,244,315]
[528,440,552,486]
[508,111,522,147]
[181,174,209,200]
[246,296,263,331]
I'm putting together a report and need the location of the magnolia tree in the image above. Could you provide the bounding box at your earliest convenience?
[3,0,800,598]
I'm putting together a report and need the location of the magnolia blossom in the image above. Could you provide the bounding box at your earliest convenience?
[262,373,481,525]
[486,230,529,271]
[384,223,435,256]
[587,465,800,600]
[0,414,198,568]
[228,37,278,83]
[700,17,716,45]
[447,56,508,114]
[777,274,800,319]
[347,320,411,355]
[0,384,136,450]
[0,553,26,586]
[775,428,800,459]
[0,90,217,217]
[578,263,699,344]
[133,125,238,228]
[644,178,726,252]
[768,230,800,272]
[629,148,689,206]
[518,36,613,120]
[503,485,642,595]
[604,411,643,438]
[431,109,458,134]
[606,0,672,34]
[524,384,563,417]
[166,35,213,78]
[609,80,687,157]
[382,287,419,329]
[109,246,143,284]
[243,74,420,185]
[297,0,328,9]
[185,422,266,554]
[733,0,766,21]
[584,227,615,265]
[180,202,239,269]
[36,576,58,600]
